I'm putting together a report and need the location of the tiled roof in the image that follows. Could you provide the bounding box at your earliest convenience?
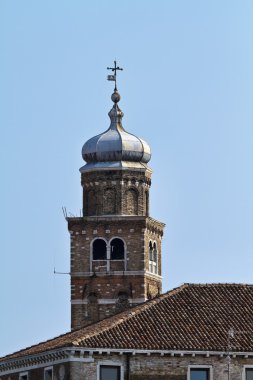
[1,283,253,362]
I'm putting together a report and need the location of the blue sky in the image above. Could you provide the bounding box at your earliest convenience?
[1,0,253,356]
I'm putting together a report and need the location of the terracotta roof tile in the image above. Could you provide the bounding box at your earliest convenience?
[1,283,253,362]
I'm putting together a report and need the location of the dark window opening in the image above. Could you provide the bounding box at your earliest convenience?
[93,239,107,260]
[100,366,120,380]
[246,369,253,380]
[149,241,158,274]
[149,241,153,261]
[118,291,128,300]
[153,242,157,262]
[111,238,124,260]
[190,369,210,380]
[19,375,28,380]
[45,369,53,380]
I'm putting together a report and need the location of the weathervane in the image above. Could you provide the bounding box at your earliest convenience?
[107,60,123,90]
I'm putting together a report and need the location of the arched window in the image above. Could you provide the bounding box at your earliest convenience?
[149,241,158,274]
[149,241,153,261]
[126,189,138,215]
[110,238,124,260]
[92,239,107,260]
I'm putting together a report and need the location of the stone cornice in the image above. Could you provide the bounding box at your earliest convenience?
[1,347,253,375]
[146,217,165,235]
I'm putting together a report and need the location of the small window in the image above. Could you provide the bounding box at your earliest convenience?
[44,367,53,380]
[149,241,158,274]
[19,373,28,380]
[190,368,210,380]
[111,238,124,260]
[100,365,120,380]
[93,239,107,260]
[246,369,253,380]
[149,241,153,261]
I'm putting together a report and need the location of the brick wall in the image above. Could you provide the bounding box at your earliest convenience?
[68,216,164,329]
[81,169,151,217]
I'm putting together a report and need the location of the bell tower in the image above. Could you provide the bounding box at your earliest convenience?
[68,64,165,330]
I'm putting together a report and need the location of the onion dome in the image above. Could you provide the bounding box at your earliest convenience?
[80,89,151,172]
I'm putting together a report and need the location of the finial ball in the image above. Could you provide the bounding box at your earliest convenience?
[111,90,121,103]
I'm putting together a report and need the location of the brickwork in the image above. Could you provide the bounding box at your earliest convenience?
[68,215,164,330]
[81,169,151,217]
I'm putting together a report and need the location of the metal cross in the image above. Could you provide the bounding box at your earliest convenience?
[107,60,123,90]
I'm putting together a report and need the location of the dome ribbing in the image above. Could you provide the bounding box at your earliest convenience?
[80,89,151,172]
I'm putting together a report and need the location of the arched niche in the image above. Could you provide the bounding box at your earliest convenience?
[103,188,116,214]
[87,189,96,215]
[145,190,149,216]
[87,292,98,304]
[126,188,138,215]
[115,290,130,312]
[87,292,99,322]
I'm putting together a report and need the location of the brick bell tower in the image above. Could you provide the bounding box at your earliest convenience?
[68,63,165,330]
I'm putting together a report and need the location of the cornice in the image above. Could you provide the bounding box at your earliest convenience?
[1,347,253,375]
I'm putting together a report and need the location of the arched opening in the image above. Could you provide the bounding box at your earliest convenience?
[110,238,124,260]
[153,242,158,274]
[118,291,129,300]
[149,241,158,274]
[92,239,107,260]
[126,188,138,215]
[149,241,153,261]
[153,242,157,262]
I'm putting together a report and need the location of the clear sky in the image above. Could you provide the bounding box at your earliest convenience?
[1,0,253,357]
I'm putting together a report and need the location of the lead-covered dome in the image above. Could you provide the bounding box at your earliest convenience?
[80,89,151,172]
